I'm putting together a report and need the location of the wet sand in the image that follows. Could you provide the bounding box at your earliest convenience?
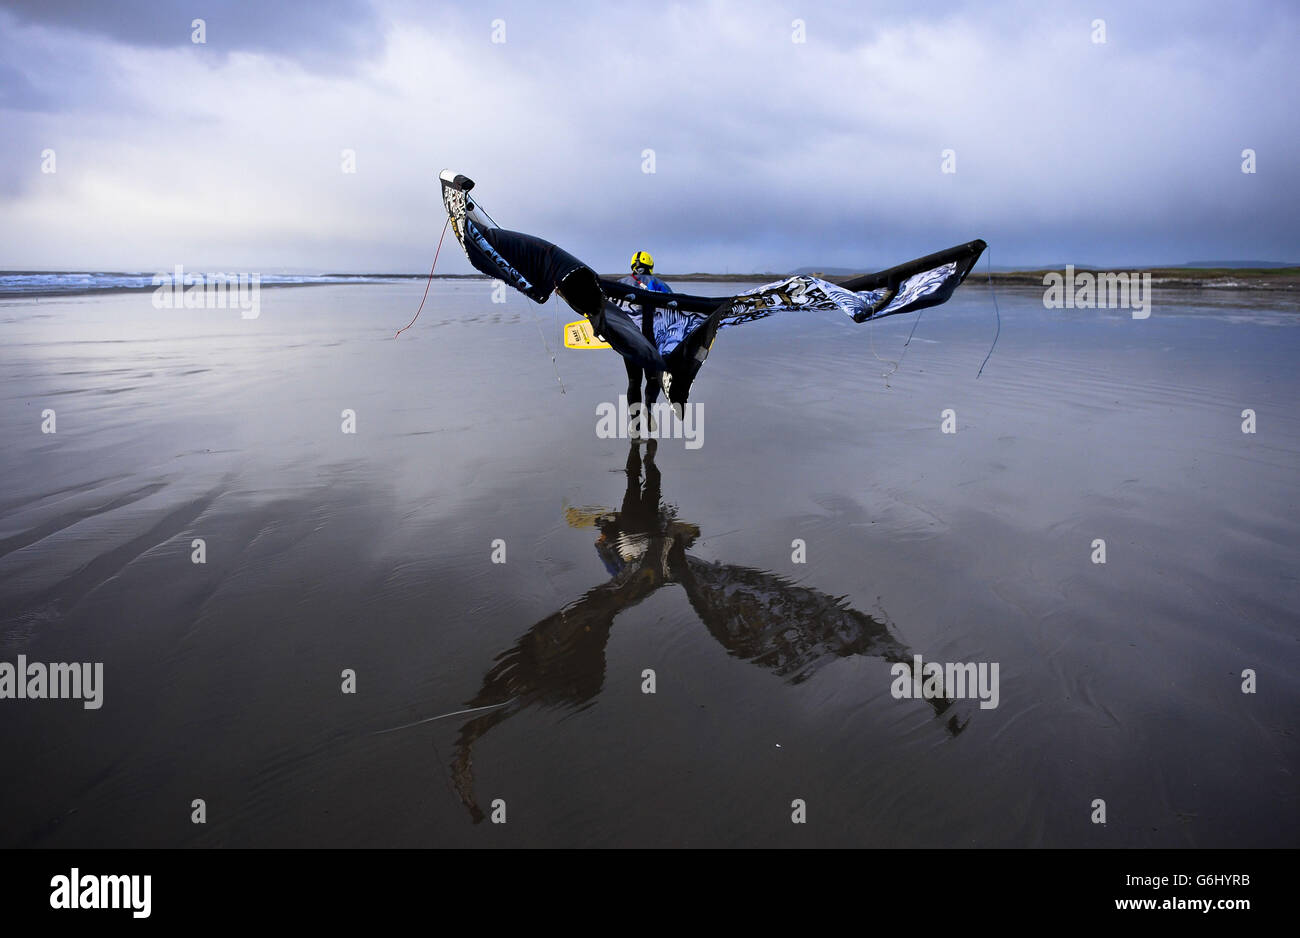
[1,280,1296,847]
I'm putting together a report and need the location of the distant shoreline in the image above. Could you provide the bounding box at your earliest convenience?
[660,267,1300,290]
[4,266,1297,300]
[974,266,1300,291]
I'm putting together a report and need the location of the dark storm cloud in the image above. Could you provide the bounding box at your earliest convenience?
[0,0,1296,270]
[0,0,385,70]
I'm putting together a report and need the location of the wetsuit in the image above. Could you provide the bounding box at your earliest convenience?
[617,271,673,409]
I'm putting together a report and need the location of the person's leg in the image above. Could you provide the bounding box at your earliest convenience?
[624,356,643,407]
[641,305,663,417]
[624,355,649,439]
[644,372,662,408]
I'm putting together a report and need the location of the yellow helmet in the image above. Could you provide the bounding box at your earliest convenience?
[630,250,654,273]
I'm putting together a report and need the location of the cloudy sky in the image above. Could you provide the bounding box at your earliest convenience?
[1,0,1296,273]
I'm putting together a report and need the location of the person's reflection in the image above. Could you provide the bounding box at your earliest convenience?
[451,441,966,822]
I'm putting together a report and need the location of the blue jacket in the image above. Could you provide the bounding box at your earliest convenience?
[619,273,673,294]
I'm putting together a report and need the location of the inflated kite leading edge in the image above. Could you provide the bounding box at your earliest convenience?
[438,169,986,373]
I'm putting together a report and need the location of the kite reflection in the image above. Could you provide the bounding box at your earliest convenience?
[450,442,967,822]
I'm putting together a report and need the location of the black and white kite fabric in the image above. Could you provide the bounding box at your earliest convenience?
[647,261,972,356]
[439,170,986,397]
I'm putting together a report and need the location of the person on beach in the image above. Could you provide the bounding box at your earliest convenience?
[616,251,674,438]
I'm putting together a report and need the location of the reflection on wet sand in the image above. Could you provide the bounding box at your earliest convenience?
[451,442,967,822]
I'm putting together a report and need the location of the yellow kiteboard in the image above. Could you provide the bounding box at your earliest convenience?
[564,319,716,352]
[563,319,612,350]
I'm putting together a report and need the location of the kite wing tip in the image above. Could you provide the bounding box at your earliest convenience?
[439,169,474,191]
